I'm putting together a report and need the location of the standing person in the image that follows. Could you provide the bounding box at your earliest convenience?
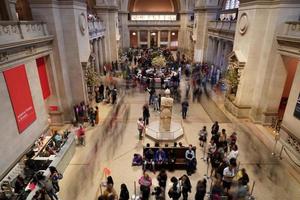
[49,166,62,193]
[38,175,58,200]
[143,104,150,125]
[179,175,192,200]
[168,177,181,200]
[211,121,219,135]
[227,144,239,162]
[219,129,228,153]
[195,179,206,200]
[223,159,237,192]
[137,118,145,140]
[199,126,208,147]
[185,145,196,175]
[157,169,167,189]
[138,172,152,200]
[119,183,129,200]
[181,99,189,119]
[107,176,114,187]
[99,83,105,101]
[77,125,85,146]
[14,175,25,194]
[111,86,117,104]
[153,93,159,112]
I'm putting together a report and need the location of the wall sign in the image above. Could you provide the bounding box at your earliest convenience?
[36,57,50,99]
[4,65,37,133]
[294,93,300,120]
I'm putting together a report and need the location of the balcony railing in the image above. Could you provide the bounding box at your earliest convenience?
[88,19,105,39]
[208,20,236,33]
[0,21,50,46]
[128,20,180,27]
[281,21,300,38]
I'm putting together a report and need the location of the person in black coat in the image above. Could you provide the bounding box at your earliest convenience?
[157,169,167,189]
[143,104,150,125]
[119,183,129,200]
[195,179,206,200]
[211,121,219,135]
[179,175,192,200]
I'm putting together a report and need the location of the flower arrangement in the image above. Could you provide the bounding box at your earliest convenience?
[151,55,166,69]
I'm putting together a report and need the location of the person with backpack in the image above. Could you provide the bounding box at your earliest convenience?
[49,166,62,193]
[168,177,181,200]
[179,175,192,200]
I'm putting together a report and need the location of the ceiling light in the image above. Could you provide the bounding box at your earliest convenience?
[171,32,175,36]
[151,32,156,36]
[132,32,136,36]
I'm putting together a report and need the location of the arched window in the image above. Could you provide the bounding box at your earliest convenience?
[224,0,239,10]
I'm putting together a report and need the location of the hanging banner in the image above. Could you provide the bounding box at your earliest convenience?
[4,65,37,133]
[294,93,300,120]
[36,57,50,99]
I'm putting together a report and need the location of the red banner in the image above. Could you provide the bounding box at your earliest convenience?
[36,57,50,99]
[4,65,37,133]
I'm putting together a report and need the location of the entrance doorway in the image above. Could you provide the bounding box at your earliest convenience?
[278,56,299,119]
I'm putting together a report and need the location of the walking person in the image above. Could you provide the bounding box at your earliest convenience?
[77,125,85,146]
[168,177,181,200]
[211,121,219,135]
[181,99,189,119]
[199,126,208,147]
[137,118,145,140]
[138,172,152,200]
[179,175,192,200]
[38,175,59,200]
[49,166,62,193]
[143,104,150,125]
[195,179,206,200]
[157,169,167,189]
[119,183,129,200]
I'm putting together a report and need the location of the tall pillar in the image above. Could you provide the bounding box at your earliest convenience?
[216,39,222,67]
[157,30,161,47]
[101,37,107,65]
[137,31,140,48]
[93,39,100,74]
[212,38,218,66]
[207,37,213,64]
[147,31,151,48]
[98,38,103,74]
[168,31,171,48]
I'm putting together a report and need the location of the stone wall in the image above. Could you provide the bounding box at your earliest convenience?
[0,58,49,178]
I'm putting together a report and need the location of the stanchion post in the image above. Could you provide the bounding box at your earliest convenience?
[272,132,280,156]
[279,145,284,160]
[250,181,255,196]
[134,181,136,198]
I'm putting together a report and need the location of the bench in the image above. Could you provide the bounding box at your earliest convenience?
[143,146,196,170]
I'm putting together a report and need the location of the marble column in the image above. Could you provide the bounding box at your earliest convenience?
[212,38,218,66]
[97,38,103,74]
[93,39,100,74]
[168,31,171,48]
[207,37,213,64]
[147,31,151,48]
[137,31,140,48]
[157,30,161,47]
[101,37,107,65]
[216,39,222,67]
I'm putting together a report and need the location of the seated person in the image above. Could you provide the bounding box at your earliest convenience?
[154,148,167,168]
[143,144,155,171]
[185,145,196,175]
[166,149,176,171]
[132,153,143,166]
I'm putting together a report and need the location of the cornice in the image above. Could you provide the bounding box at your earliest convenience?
[194,6,221,13]
[0,36,54,52]
[94,5,119,13]
[30,0,86,7]
[240,0,300,7]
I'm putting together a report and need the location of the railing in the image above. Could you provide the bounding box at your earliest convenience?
[0,21,50,45]
[208,20,236,33]
[128,20,180,27]
[282,21,300,38]
[88,19,105,39]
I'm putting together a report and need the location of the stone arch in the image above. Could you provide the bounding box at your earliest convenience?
[128,0,180,13]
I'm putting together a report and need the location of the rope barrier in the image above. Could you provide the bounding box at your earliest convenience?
[283,147,300,167]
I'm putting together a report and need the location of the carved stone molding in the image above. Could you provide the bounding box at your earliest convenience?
[0,52,8,63]
[239,13,248,35]
[79,13,87,35]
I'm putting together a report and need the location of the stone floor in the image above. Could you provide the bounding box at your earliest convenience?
[58,83,300,200]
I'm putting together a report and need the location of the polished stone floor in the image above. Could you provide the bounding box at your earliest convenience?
[58,83,300,200]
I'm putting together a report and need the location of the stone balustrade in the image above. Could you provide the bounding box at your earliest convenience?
[208,20,236,33]
[282,21,300,38]
[88,19,105,40]
[128,20,180,27]
[0,21,50,46]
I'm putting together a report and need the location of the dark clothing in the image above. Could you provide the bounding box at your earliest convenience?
[195,187,206,200]
[157,172,167,188]
[119,189,129,200]
[143,106,150,125]
[239,173,250,186]
[211,124,219,135]
[180,177,191,200]
[181,101,189,119]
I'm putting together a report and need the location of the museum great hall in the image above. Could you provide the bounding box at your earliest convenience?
[0,0,300,200]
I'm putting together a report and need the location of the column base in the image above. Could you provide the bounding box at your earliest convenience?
[224,97,251,118]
